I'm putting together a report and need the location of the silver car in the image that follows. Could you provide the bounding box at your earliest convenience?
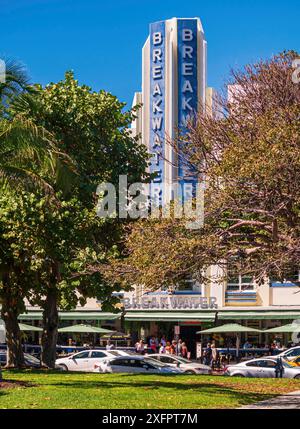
[94,355,183,374]
[225,357,300,379]
[149,354,212,375]
[56,349,126,372]
[277,346,300,361]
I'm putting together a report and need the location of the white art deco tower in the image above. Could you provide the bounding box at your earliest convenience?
[132,17,210,205]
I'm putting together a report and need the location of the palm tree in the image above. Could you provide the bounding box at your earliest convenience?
[0,116,76,196]
[0,58,29,110]
[0,61,76,368]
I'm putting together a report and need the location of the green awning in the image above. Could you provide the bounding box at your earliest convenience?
[197,323,262,334]
[124,312,216,322]
[263,323,300,333]
[19,312,121,321]
[19,323,42,332]
[58,324,115,334]
[0,323,42,332]
[218,311,300,320]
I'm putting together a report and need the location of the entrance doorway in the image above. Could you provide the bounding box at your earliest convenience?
[178,325,201,358]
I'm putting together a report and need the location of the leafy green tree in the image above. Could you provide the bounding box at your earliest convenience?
[0,61,78,367]
[10,72,149,367]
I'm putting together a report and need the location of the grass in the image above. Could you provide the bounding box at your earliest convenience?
[0,370,300,409]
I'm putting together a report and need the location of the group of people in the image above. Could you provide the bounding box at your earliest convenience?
[135,336,190,358]
[242,340,284,351]
[202,342,219,367]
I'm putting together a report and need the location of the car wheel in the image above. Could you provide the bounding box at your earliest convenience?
[59,364,68,371]
[185,370,196,375]
[232,374,245,377]
[294,374,300,379]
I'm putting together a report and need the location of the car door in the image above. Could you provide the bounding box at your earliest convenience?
[109,358,150,374]
[67,351,91,371]
[88,351,109,371]
[109,358,131,373]
[255,360,277,377]
[244,361,261,377]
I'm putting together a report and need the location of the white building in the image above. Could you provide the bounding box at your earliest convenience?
[6,17,300,354]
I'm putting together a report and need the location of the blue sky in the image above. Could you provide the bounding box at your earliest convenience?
[1,0,299,108]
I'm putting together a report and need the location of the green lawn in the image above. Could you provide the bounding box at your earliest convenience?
[0,370,300,409]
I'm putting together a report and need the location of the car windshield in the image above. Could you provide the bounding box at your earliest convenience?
[144,357,168,368]
[24,353,40,364]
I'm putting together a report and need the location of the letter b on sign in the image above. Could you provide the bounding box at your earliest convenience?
[182,29,193,41]
[153,32,162,45]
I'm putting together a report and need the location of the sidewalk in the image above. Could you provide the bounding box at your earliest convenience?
[241,390,300,409]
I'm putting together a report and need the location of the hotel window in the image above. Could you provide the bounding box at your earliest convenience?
[227,275,255,292]
[271,269,300,285]
[170,276,201,294]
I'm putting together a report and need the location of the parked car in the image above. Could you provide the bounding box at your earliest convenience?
[0,351,41,368]
[55,349,128,372]
[277,346,300,361]
[94,355,183,374]
[225,357,300,379]
[149,354,212,375]
[285,355,300,367]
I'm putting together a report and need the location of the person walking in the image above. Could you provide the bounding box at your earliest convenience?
[204,343,213,366]
[106,340,114,350]
[149,336,158,353]
[171,340,177,355]
[165,342,172,354]
[211,343,219,370]
[176,339,183,356]
[275,356,284,378]
[181,342,188,359]
[136,340,145,355]
[160,335,167,348]
[159,343,165,354]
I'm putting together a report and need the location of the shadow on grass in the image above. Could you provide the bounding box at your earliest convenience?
[2,371,293,407]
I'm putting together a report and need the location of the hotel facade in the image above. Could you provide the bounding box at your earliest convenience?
[2,17,299,352]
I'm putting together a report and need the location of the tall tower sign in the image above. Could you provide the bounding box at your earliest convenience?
[132,18,208,206]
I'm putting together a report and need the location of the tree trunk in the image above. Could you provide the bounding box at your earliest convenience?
[1,297,25,368]
[41,288,58,369]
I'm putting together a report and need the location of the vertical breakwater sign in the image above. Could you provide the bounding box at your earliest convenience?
[177,19,198,199]
[149,21,165,207]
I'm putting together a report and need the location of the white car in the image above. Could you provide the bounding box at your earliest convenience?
[225,357,300,379]
[277,346,300,361]
[149,354,212,375]
[94,355,183,374]
[56,349,127,372]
